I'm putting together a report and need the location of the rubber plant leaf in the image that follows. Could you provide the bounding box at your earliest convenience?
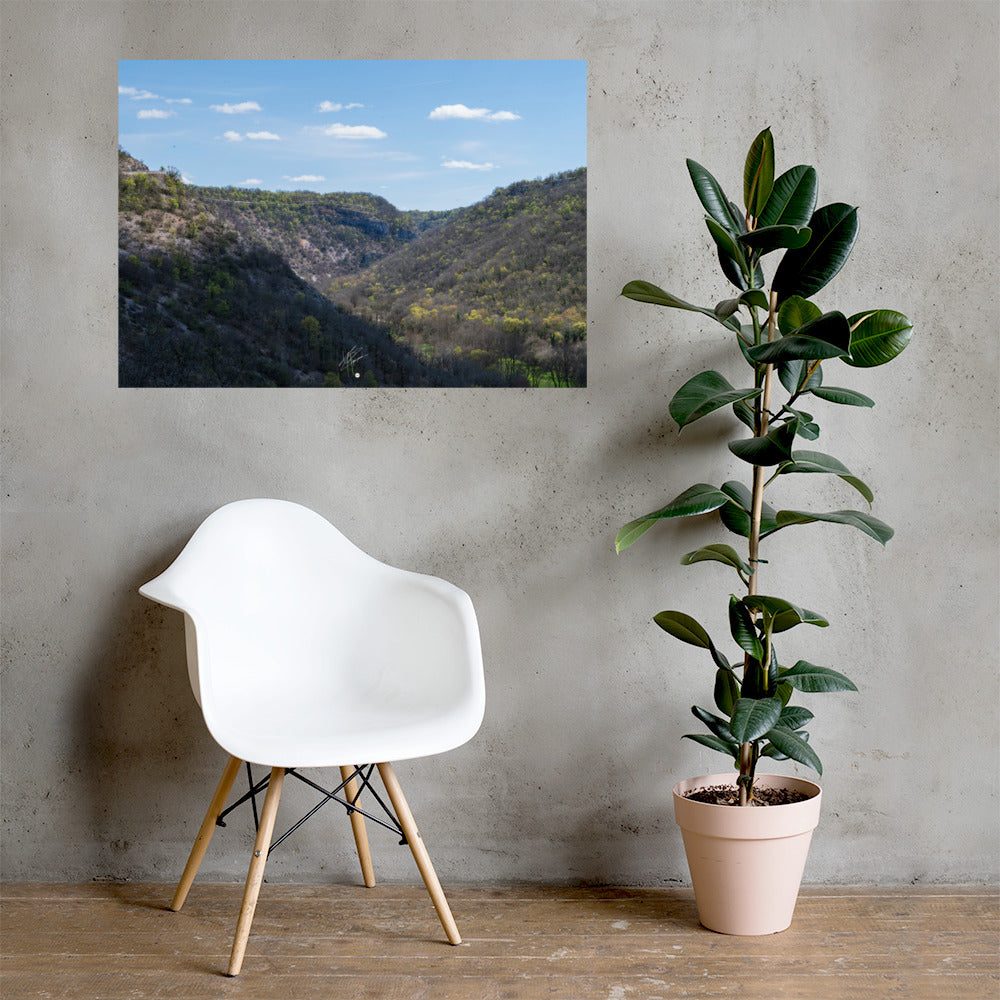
[615,483,733,553]
[686,158,744,234]
[738,224,812,256]
[809,385,875,407]
[730,697,783,744]
[729,594,764,660]
[778,450,874,505]
[682,733,740,757]
[779,660,858,693]
[773,508,894,545]
[705,216,750,283]
[764,726,823,774]
[718,480,778,538]
[746,311,852,364]
[728,419,797,466]
[777,295,823,335]
[742,595,829,629]
[714,667,741,716]
[680,543,753,579]
[691,704,737,743]
[653,610,714,649]
[758,164,818,229]
[778,358,823,395]
[620,280,740,332]
[772,203,860,304]
[777,705,815,730]
[743,127,775,218]
[669,370,762,429]
[843,310,913,368]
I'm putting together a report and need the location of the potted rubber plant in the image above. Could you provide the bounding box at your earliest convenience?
[617,128,912,934]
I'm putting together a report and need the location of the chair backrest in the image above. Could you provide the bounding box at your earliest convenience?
[140,500,485,765]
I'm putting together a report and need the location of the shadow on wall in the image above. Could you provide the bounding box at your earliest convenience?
[75,545,221,881]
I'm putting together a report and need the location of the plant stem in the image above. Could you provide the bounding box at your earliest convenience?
[740,289,779,806]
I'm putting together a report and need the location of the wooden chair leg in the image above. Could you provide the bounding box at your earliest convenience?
[227,766,285,977]
[376,762,461,945]
[340,765,376,888]
[170,754,243,912]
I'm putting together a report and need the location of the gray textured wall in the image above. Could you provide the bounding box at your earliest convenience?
[2,0,997,886]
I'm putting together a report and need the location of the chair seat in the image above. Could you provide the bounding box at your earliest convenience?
[206,683,480,768]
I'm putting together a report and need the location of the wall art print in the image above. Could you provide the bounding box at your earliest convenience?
[118,59,586,388]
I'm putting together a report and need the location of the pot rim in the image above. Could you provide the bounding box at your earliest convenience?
[672,771,822,805]
[673,772,822,839]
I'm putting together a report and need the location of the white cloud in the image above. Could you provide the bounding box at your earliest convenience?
[222,130,243,142]
[120,86,160,100]
[239,179,262,186]
[319,101,365,112]
[210,101,262,114]
[246,131,281,141]
[284,174,326,183]
[428,103,521,122]
[442,158,496,171]
[165,97,193,105]
[137,109,176,120]
[315,123,387,140]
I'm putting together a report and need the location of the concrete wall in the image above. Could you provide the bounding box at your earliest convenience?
[2,0,997,886]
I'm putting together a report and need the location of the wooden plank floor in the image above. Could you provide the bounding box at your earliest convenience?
[1,882,997,999]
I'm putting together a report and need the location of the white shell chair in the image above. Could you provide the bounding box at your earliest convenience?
[139,499,485,976]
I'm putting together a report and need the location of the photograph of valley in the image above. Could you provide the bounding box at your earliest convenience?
[118,59,586,388]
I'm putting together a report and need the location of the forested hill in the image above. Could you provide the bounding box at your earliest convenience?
[327,168,586,386]
[118,150,586,387]
[189,185,459,289]
[118,152,507,387]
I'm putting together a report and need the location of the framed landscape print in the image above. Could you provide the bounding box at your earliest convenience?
[118,59,586,387]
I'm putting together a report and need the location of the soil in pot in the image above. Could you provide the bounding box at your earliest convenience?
[683,784,810,806]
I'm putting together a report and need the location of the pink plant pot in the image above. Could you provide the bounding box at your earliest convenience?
[673,772,822,935]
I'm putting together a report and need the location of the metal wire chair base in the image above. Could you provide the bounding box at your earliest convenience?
[216,762,407,855]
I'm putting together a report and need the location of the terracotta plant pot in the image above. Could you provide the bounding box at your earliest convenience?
[672,772,822,935]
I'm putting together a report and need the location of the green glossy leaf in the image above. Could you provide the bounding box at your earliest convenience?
[718,480,778,538]
[686,159,744,234]
[844,310,913,368]
[810,386,875,407]
[738,224,811,256]
[778,705,814,730]
[705,216,749,279]
[778,295,823,336]
[730,697,782,743]
[615,484,733,553]
[729,595,764,660]
[744,127,775,218]
[691,704,736,743]
[773,508,894,545]
[742,595,829,629]
[714,668,741,716]
[654,610,713,649]
[621,281,741,332]
[682,732,740,757]
[764,726,823,774]
[728,420,797,466]
[747,311,852,364]
[669,371,762,429]
[779,358,823,395]
[714,297,740,322]
[680,543,753,578]
[779,450,874,505]
[739,289,770,311]
[732,398,756,430]
[758,164,818,229]
[772,203,860,304]
[780,660,858,693]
